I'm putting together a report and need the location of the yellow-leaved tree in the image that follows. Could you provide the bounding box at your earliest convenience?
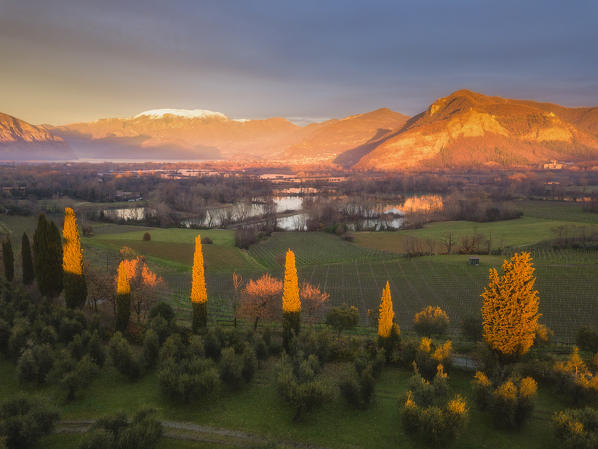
[481,252,540,360]
[115,260,131,331]
[378,281,394,338]
[378,281,399,359]
[191,234,208,332]
[62,207,87,309]
[282,248,300,350]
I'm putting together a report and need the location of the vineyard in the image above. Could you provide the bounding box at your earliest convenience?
[1,203,597,343]
[83,226,598,342]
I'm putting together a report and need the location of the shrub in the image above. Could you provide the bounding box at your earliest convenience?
[339,364,375,409]
[254,335,269,363]
[148,316,170,345]
[576,327,598,353]
[8,319,29,359]
[142,232,151,241]
[148,302,175,324]
[472,372,538,429]
[553,347,598,404]
[292,329,332,363]
[413,306,449,337]
[277,354,331,421]
[108,332,142,381]
[16,350,38,384]
[325,304,359,337]
[143,329,160,368]
[401,367,468,448]
[461,315,482,341]
[203,328,222,360]
[242,344,258,382]
[159,358,220,403]
[0,396,59,449]
[219,347,244,389]
[553,408,598,449]
[78,409,163,449]
[55,354,99,401]
[536,323,554,345]
[415,337,452,381]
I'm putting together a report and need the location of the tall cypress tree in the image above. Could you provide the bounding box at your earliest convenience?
[190,234,208,332]
[21,232,34,285]
[2,237,14,282]
[62,208,87,308]
[33,214,63,298]
[116,260,131,332]
[282,249,300,351]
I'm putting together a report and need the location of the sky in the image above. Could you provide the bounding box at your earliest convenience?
[1,0,597,125]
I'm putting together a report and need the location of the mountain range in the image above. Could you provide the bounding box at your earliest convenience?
[2,90,598,169]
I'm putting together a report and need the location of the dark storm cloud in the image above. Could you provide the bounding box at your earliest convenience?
[0,0,596,124]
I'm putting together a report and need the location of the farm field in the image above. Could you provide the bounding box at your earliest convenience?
[354,200,598,254]
[0,356,566,449]
[1,200,597,341]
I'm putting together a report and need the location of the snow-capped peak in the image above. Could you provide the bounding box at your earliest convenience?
[134,108,229,120]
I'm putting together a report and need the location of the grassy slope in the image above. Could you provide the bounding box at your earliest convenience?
[0,358,566,449]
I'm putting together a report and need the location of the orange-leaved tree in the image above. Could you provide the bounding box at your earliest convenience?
[481,252,540,360]
[115,260,131,332]
[239,273,283,330]
[62,207,87,309]
[117,255,163,322]
[300,281,329,324]
[190,234,208,332]
[378,281,399,358]
[282,249,300,350]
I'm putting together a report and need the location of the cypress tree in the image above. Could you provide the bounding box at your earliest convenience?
[21,232,34,285]
[377,281,399,358]
[62,207,87,308]
[33,214,63,298]
[282,249,300,351]
[190,234,208,332]
[116,260,131,332]
[378,281,394,338]
[2,237,14,281]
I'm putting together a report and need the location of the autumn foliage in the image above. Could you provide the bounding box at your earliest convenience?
[191,235,208,332]
[116,260,131,332]
[62,208,83,276]
[239,274,283,329]
[190,235,207,304]
[472,372,538,429]
[377,281,395,338]
[299,281,329,324]
[62,207,87,308]
[116,253,163,322]
[414,306,449,336]
[481,252,540,359]
[282,249,301,350]
[282,249,300,313]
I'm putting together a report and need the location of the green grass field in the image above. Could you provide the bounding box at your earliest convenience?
[0,356,567,449]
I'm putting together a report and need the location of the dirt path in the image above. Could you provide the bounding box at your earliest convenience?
[56,419,334,448]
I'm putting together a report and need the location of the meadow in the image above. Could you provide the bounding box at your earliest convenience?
[0,353,568,449]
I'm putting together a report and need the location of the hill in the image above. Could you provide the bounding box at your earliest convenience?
[54,110,301,160]
[0,113,73,160]
[283,108,408,162]
[353,90,598,170]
